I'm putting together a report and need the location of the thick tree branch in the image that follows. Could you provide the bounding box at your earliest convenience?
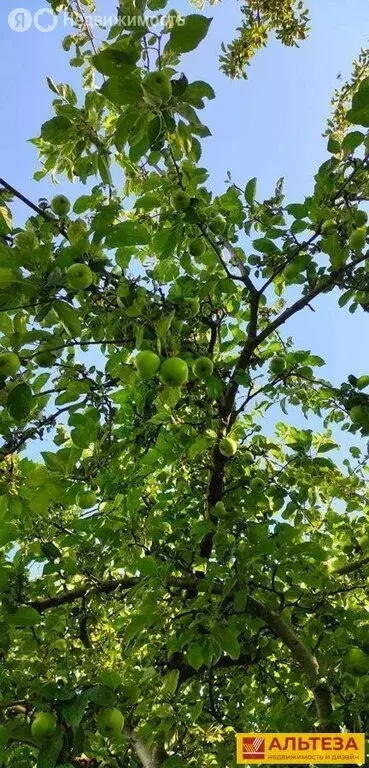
[0,177,67,236]
[28,574,332,725]
[124,729,159,768]
[246,596,333,726]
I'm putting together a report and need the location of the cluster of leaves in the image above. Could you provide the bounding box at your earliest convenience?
[1,0,369,766]
[218,0,309,78]
[326,47,369,142]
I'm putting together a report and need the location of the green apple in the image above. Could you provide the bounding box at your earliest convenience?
[97,707,124,739]
[250,477,265,492]
[213,501,227,517]
[142,71,172,104]
[349,227,367,250]
[209,215,226,235]
[193,356,214,380]
[51,194,71,217]
[0,352,20,378]
[77,490,97,509]
[269,356,285,375]
[171,190,191,212]
[67,263,93,290]
[67,219,88,245]
[189,238,205,258]
[183,297,200,317]
[219,437,238,457]
[35,349,57,368]
[31,712,57,743]
[344,647,369,676]
[160,357,188,386]
[135,350,160,380]
[349,405,369,425]
[14,231,39,251]
[355,210,368,228]
[0,268,17,288]
[321,219,336,235]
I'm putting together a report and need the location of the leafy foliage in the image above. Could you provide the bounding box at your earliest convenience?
[0,1,369,766]
[217,0,310,79]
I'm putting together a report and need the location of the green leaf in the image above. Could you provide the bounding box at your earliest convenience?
[245,177,257,205]
[347,77,369,126]
[147,0,167,9]
[7,383,33,420]
[92,44,138,76]
[106,221,151,247]
[167,15,212,54]
[7,606,41,627]
[37,729,63,768]
[85,685,116,707]
[212,626,241,659]
[186,643,203,670]
[40,116,72,143]
[188,437,210,459]
[73,195,93,214]
[327,137,341,154]
[286,203,308,219]
[101,76,143,106]
[62,693,88,729]
[253,237,279,254]
[161,669,180,695]
[342,131,365,153]
[54,300,82,337]
[184,80,215,107]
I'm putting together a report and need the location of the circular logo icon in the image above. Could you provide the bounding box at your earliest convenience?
[8,8,32,32]
[33,8,58,32]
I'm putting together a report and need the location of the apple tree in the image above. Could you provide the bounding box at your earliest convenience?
[1,1,369,766]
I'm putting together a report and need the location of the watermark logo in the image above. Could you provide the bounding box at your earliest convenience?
[242,737,265,760]
[236,733,365,764]
[33,8,58,32]
[8,7,184,32]
[8,8,33,32]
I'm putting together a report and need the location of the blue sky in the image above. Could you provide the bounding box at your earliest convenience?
[1,0,369,386]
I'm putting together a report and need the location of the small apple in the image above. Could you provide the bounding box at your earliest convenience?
[67,263,93,290]
[171,190,191,212]
[209,215,226,235]
[31,712,57,743]
[219,437,238,458]
[183,297,200,317]
[349,227,367,250]
[51,194,71,217]
[355,210,368,228]
[193,356,214,380]
[349,405,369,425]
[77,490,97,509]
[0,352,20,378]
[213,501,227,517]
[269,356,285,375]
[321,219,336,235]
[160,357,188,386]
[344,647,369,676]
[0,268,17,288]
[14,231,39,251]
[135,350,160,380]
[189,238,205,258]
[250,477,265,492]
[97,707,124,739]
[142,71,172,104]
[67,219,88,245]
